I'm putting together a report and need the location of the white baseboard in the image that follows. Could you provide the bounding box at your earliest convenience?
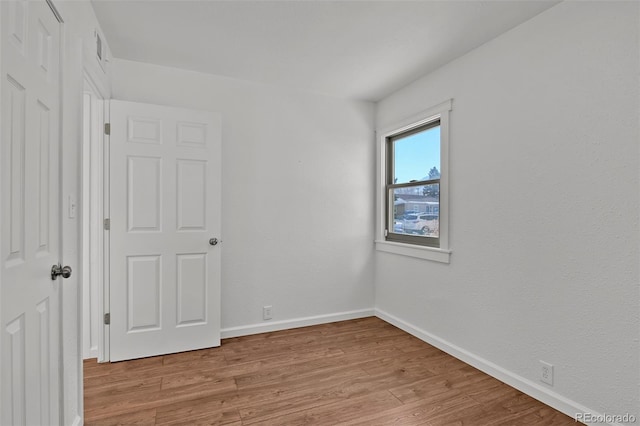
[221,308,375,339]
[374,308,619,426]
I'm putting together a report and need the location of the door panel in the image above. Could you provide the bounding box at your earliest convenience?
[109,100,221,362]
[1,1,62,424]
[127,155,162,232]
[176,253,207,326]
[127,255,161,332]
[177,159,207,230]
[7,76,26,265]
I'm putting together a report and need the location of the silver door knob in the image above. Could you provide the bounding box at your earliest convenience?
[209,238,218,246]
[51,264,72,280]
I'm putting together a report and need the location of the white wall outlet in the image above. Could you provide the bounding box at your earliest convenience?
[263,305,273,320]
[540,360,554,385]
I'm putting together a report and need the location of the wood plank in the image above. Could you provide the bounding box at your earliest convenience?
[256,390,404,425]
[341,395,483,426]
[154,395,241,425]
[237,368,373,424]
[84,355,164,379]
[84,408,157,426]
[85,379,239,422]
[84,317,580,425]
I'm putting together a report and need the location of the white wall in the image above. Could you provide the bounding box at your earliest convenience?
[112,59,376,334]
[375,1,639,421]
[54,1,112,424]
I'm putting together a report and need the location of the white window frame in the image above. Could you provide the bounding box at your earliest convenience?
[375,99,452,263]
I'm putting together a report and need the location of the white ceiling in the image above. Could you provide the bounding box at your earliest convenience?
[91,0,560,102]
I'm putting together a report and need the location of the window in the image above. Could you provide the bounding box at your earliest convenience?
[376,99,452,262]
[386,121,441,247]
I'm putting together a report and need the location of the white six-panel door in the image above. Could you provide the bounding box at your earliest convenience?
[109,100,221,362]
[1,1,62,424]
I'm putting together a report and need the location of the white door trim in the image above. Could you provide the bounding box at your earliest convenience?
[81,74,107,362]
[80,24,112,365]
[0,1,4,417]
[102,100,111,362]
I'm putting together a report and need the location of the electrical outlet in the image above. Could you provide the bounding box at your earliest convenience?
[540,360,554,385]
[68,195,77,219]
[263,305,273,320]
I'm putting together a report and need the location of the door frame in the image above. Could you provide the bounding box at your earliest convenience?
[0,0,4,415]
[103,100,110,362]
[79,23,112,364]
[81,74,108,362]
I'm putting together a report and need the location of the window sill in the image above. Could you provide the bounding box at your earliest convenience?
[375,240,451,263]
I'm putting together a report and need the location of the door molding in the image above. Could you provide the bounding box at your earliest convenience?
[0,1,4,418]
[81,74,107,362]
[103,100,111,362]
[80,22,112,364]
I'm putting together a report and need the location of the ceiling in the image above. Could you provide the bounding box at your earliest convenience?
[91,0,560,102]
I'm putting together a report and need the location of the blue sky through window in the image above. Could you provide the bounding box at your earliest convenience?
[394,126,440,183]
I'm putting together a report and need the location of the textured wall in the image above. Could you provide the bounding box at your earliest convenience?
[375,1,639,420]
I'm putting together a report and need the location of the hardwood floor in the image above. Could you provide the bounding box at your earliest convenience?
[84,317,577,425]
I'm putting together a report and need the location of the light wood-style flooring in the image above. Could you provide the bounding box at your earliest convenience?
[84,317,577,425]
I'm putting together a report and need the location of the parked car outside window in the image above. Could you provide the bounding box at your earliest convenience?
[402,212,438,235]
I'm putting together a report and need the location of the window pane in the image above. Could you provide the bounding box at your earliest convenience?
[391,184,439,237]
[393,124,440,184]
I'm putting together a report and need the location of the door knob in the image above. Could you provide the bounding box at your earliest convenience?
[51,263,72,280]
[209,238,218,246]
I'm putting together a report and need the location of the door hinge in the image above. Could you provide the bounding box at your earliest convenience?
[103,218,110,230]
[104,122,110,135]
[104,313,110,325]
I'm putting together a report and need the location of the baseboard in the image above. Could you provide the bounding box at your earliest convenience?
[221,308,375,339]
[374,308,620,426]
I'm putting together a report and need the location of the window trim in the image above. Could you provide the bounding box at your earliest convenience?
[375,99,452,263]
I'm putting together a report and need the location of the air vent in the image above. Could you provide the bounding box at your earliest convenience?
[94,30,107,73]
[96,32,103,61]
